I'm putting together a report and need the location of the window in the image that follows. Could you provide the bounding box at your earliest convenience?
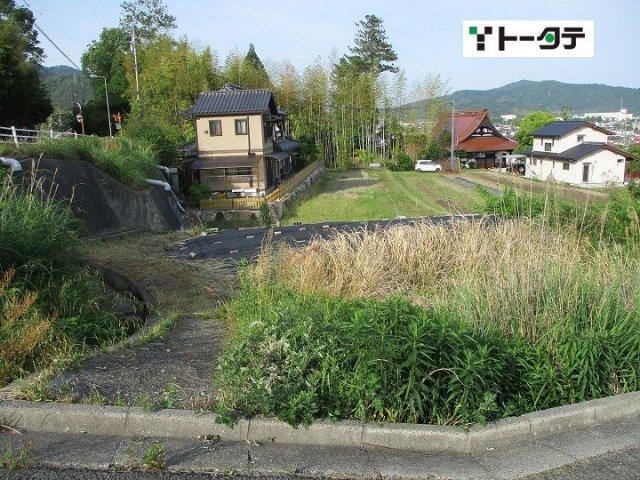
[208,120,222,136]
[577,134,585,142]
[532,158,537,166]
[544,142,552,152]
[235,119,248,135]
[563,162,570,171]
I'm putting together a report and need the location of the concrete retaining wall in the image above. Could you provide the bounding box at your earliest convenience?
[17,158,183,233]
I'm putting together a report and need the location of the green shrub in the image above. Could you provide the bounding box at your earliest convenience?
[215,281,639,427]
[187,181,212,207]
[124,118,181,164]
[385,148,413,171]
[259,202,274,228]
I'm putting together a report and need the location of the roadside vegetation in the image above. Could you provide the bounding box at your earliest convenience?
[215,193,640,427]
[0,136,158,189]
[0,172,142,386]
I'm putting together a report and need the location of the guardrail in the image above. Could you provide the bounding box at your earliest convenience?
[199,161,322,211]
[0,126,84,144]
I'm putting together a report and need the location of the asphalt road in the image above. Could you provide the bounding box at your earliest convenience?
[174,215,489,262]
[2,446,640,479]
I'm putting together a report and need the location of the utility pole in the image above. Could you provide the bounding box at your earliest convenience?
[450,100,457,172]
[131,27,140,101]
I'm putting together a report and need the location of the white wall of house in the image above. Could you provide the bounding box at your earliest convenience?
[195,114,273,157]
[526,149,625,185]
[533,126,609,154]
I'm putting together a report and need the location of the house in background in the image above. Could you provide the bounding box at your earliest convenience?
[524,121,632,186]
[444,109,518,168]
[186,85,299,197]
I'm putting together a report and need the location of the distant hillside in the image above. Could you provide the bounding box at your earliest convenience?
[400,80,640,118]
[41,65,93,112]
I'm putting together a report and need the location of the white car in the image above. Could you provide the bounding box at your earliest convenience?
[415,160,442,172]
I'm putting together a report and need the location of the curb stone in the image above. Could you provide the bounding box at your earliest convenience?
[1,391,639,454]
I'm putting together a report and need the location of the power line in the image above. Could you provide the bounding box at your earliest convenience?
[81,0,107,28]
[21,0,82,70]
[95,0,120,24]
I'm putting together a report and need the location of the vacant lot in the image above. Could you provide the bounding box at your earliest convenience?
[283,168,609,224]
[283,169,486,224]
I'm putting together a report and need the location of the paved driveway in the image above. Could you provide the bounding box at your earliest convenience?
[174,215,491,262]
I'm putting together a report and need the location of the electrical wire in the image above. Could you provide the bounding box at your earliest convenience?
[21,0,82,70]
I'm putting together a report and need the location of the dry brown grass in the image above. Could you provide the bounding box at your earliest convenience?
[0,270,53,384]
[254,220,640,341]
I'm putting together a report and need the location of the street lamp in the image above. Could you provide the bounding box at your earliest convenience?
[89,74,112,137]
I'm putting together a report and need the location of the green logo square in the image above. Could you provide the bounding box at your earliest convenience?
[469,26,478,35]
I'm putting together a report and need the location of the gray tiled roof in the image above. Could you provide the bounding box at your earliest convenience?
[532,121,614,138]
[190,89,277,116]
[529,142,626,162]
[275,137,300,152]
[555,142,608,160]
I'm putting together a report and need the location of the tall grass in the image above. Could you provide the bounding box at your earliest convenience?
[214,221,640,426]
[479,185,640,246]
[0,136,158,189]
[0,173,140,384]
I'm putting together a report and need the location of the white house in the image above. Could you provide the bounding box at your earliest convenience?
[524,121,631,186]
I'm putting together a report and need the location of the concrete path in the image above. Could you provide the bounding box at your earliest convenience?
[44,317,224,409]
[1,414,639,479]
[174,215,492,262]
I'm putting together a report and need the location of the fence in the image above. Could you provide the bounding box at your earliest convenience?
[0,126,83,144]
[199,161,322,211]
[266,161,322,202]
[199,196,266,211]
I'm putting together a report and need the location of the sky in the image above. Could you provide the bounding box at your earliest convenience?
[29,0,640,93]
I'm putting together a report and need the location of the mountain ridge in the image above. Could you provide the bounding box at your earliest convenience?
[401,80,640,117]
[41,65,93,112]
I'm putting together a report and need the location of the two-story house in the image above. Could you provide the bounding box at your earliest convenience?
[524,121,631,185]
[187,85,299,197]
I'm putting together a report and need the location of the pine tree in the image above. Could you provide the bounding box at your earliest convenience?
[345,14,398,74]
[242,44,270,89]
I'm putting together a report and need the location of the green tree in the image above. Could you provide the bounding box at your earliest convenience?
[0,0,52,127]
[514,111,557,152]
[119,0,175,41]
[124,36,219,162]
[343,14,398,74]
[81,28,131,135]
[242,44,270,88]
[560,106,572,121]
[222,45,270,89]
